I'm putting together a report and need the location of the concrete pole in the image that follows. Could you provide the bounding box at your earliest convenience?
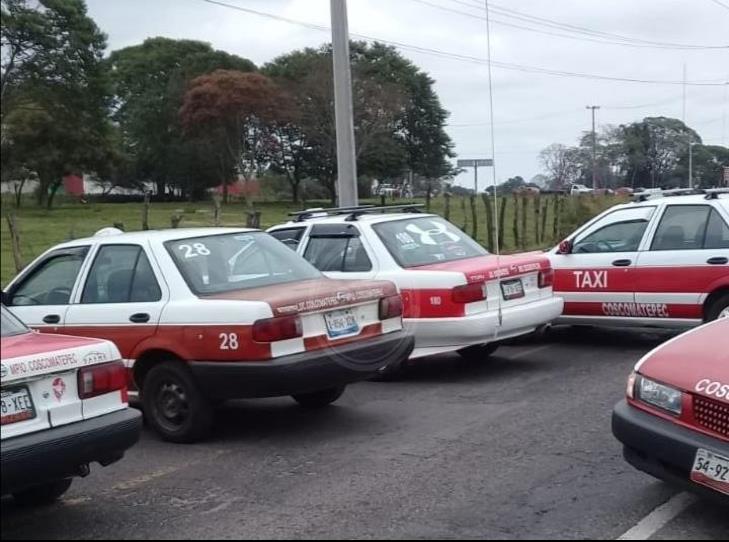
[330,0,358,207]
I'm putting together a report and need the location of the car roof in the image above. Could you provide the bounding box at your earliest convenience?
[630,193,729,210]
[50,227,259,249]
[273,212,440,228]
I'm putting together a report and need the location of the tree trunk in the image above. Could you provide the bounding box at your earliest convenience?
[46,181,61,210]
[156,179,165,200]
[13,179,25,208]
[223,181,229,205]
[5,212,23,273]
[142,192,151,231]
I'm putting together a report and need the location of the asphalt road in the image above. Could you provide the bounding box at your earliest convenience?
[2,326,728,540]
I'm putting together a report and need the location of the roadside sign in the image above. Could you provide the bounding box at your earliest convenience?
[457,159,493,168]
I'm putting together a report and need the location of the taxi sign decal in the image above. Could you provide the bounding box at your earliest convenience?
[573,270,608,289]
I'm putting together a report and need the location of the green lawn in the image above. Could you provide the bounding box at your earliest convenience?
[0,194,625,286]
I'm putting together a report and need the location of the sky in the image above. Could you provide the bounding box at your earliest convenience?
[86,0,729,189]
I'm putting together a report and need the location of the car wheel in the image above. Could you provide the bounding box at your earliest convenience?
[142,361,213,443]
[457,343,499,362]
[706,293,729,322]
[292,386,346,408]
[13,479,72,506]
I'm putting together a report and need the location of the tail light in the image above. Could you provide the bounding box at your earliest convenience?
[538,269,554,288]
[379,295,404,320]
[452,282,487,304]
[253,315,303,342]
[78,361,128,400]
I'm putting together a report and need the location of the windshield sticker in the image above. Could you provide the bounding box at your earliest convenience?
[405,221,461,246]
[178,243,211,258]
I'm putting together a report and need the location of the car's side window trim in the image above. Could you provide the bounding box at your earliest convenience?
[6,246,91,306]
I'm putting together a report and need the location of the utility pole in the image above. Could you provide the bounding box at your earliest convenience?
[330,0,358,207]
[688,136,693,189]
[586,105,600,190]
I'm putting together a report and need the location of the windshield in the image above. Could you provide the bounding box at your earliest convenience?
[165,232,322,295]
[1,306,30,337]
[373,216,488,268]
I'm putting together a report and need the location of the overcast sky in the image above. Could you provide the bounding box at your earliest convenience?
[86,0,729,188]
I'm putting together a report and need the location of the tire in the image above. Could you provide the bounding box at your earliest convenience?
[142,361,213,443]
[292,386,346,408]
[457,343,499,362]
[705,293,729,322]
[13,479,72,506]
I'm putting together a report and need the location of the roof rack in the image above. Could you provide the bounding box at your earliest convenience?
[633,188,707,202]
[289,203,425,222]
[704,188,729,200]
[289,205,376,222]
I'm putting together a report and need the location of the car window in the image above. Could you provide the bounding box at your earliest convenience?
[573,220,649,253]
[651,205,711,251]
[165,232,321,294]
[10,247,89,306]
[269,228,306,250]
[1,306,30,337]
[373,216,487,268]
[704,209,729,249]
[82,245,162,304]
[304,237,372,272]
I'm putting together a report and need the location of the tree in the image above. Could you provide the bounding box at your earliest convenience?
[675,144,729,188]
[107,38,255,198]
[539,144,583,190]
[179,70,284,204]
[1,0,112,208]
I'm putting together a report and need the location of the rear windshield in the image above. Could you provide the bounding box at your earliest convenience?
[373,216,488,268]
[1,306,30,337]
[165,232,322,295]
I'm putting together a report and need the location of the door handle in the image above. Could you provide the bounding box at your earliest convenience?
[612,259,632,267]
[43,314,61,324]
[707,257,728,265]
[129,313,150,323]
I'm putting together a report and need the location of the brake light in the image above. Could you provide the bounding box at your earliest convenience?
[252,315,303,342]
[538,269,554,288]
[452,282,487,304]
[379,295,404,320]
[78,361,128,400]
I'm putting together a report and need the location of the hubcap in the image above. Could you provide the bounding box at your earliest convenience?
[719,306,729,319]
[156,382,189,429]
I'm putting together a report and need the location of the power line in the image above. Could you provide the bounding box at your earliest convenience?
[449,0,728,49]
[200,0,729,87]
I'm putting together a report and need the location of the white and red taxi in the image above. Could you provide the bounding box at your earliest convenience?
[550,190,729,327]
[1,228,413,443]
[268,205,563,364]
[1,305,141,505]
[612,318,729,501]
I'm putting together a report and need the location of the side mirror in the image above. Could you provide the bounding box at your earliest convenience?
[1,290,8,305]
[558,240,573,255]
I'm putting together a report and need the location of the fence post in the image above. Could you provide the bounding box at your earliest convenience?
[512,193,520,250]
[142,191,151,231]
[246,210,262,228]
[170,214,183,228]
[460,197,467,231]
[521,196,528,250]
[540,198,549,244]
[534,195,541,246]
[498,196,506,250]
[213,195,221,227]
[482,194,494,252]
[444,193,451,221]
[470,195,478,241]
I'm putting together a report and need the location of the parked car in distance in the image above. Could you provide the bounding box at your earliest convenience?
[1,305,141,505]
[1,228,414,442]
[612,317,729,501]
[569,184,593,196]
[549,190,729,328]
[268,205,563,368]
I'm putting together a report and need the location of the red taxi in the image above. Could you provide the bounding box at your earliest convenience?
[612,318,729,501]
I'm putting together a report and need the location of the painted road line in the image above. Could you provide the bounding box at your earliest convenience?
[617,492,695,540]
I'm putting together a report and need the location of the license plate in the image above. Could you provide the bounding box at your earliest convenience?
[501,279,525,300]
[1,386,36,426]
[324,309,360,338]
[690,448,729,495]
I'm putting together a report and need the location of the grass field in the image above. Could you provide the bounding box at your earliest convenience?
[0,194,625,286]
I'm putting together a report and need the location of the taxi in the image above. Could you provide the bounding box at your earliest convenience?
[612,317,729,501]
[268,205,563,365]
[1,228,413,442]
[1,305,141,505]
[550,190,729,327]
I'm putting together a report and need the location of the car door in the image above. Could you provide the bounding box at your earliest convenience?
[552,206,656,321]
[300,224,379,281]
[634,203,729,322]
[4,246,91,333]
[64,243,168,363]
